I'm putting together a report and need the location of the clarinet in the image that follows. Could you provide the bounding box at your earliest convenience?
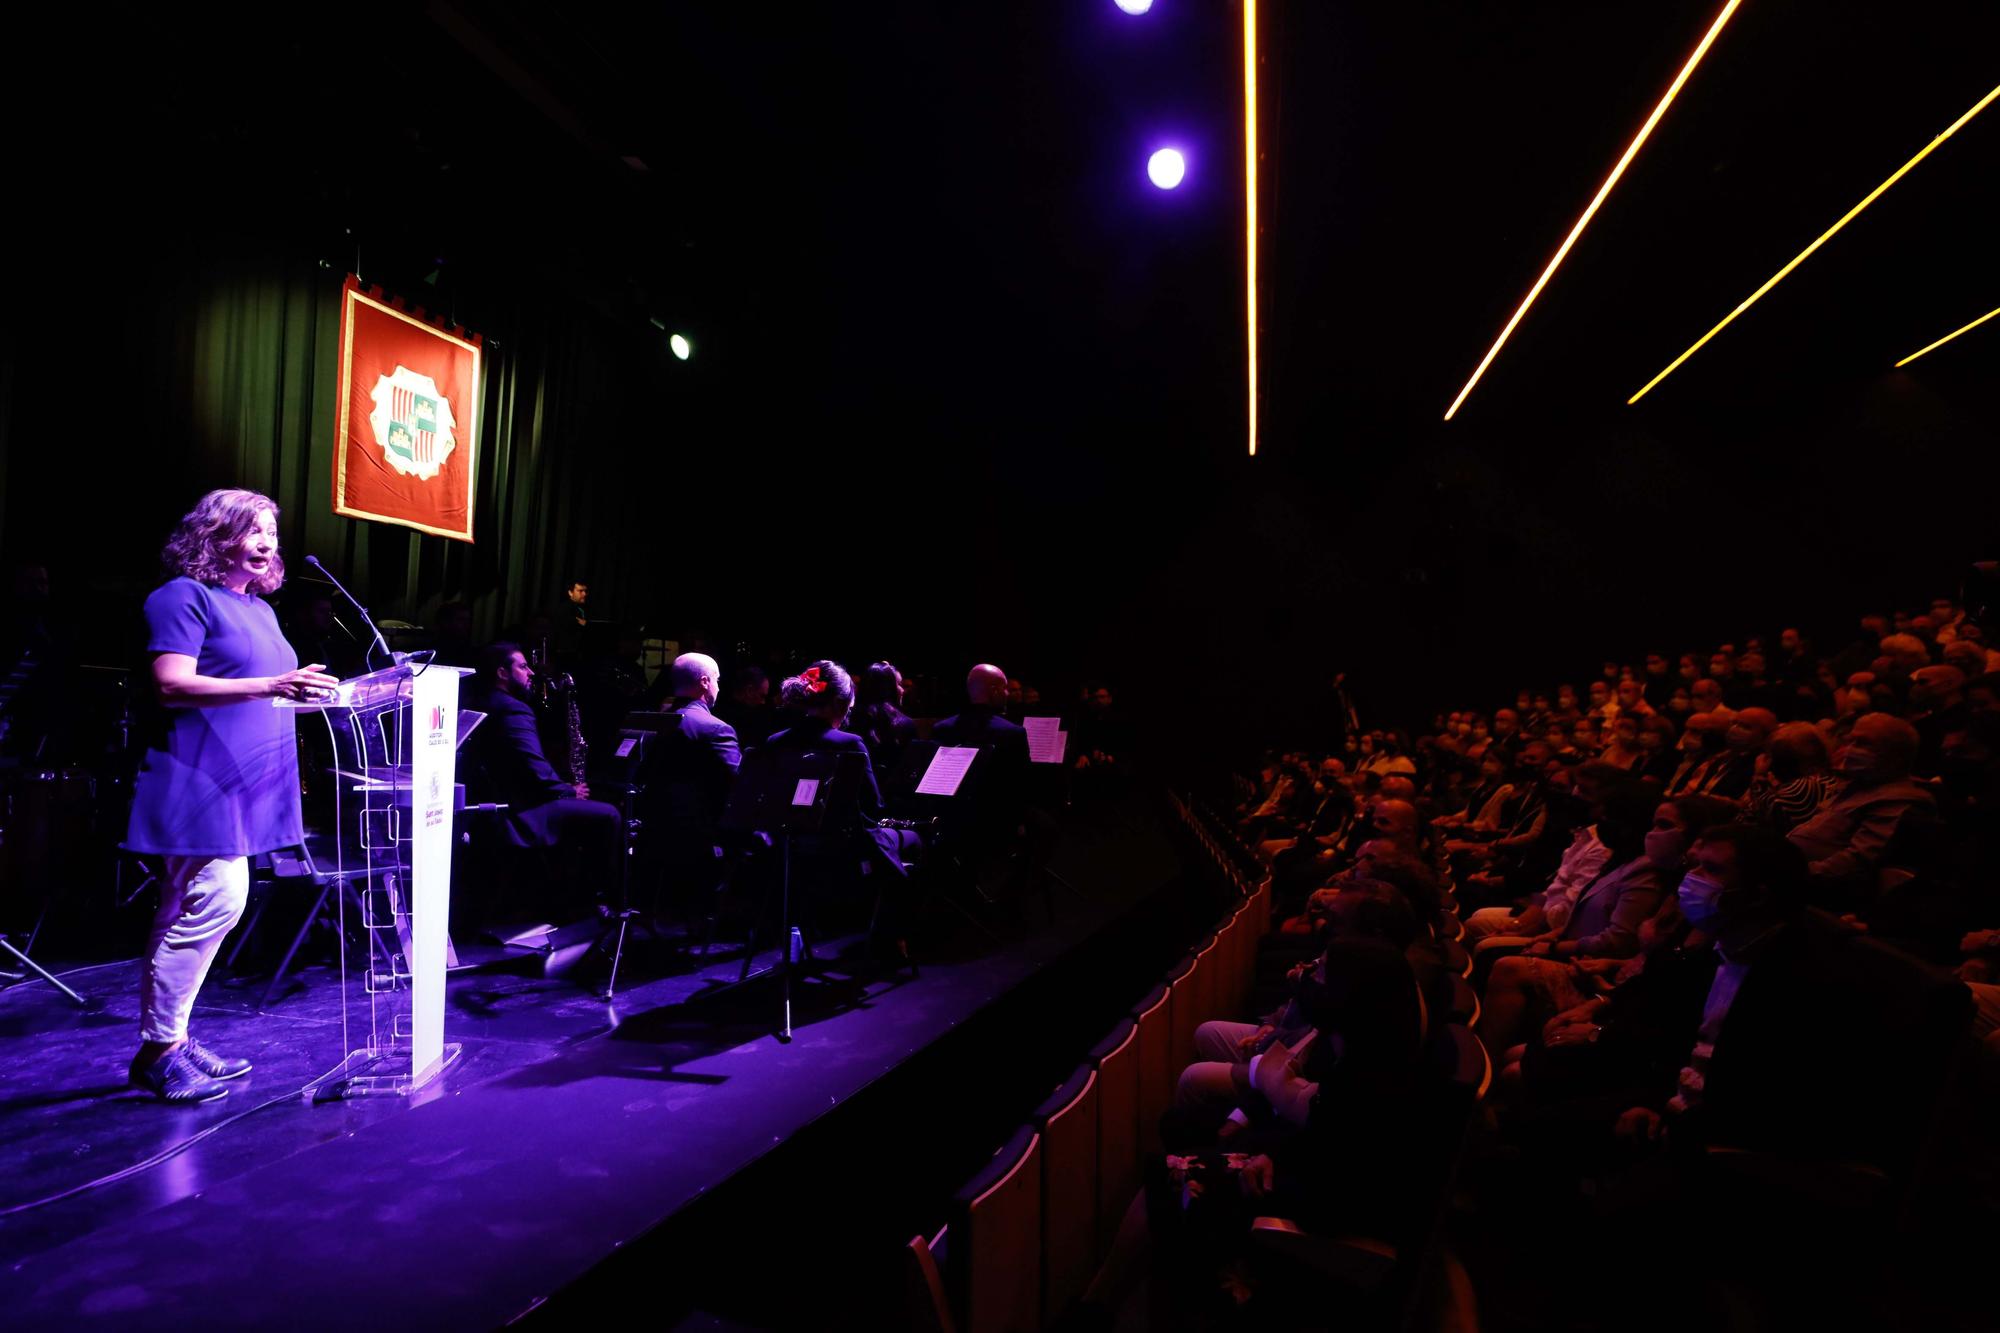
[562,675,587,786]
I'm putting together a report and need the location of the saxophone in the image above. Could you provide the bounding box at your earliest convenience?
[562,676,587,786]
[529,637,586,787]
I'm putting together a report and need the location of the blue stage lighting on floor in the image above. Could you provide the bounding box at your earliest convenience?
[1148,147,1186,189]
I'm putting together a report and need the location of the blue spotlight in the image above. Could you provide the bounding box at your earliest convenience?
[1147,147,1186,190]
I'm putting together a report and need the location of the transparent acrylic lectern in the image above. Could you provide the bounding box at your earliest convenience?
[278,659,470,1097]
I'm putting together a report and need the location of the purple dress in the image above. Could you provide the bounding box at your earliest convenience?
[125,577,305,857]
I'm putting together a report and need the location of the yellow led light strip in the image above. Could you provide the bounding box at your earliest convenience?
[1631,80,2000,404]
[1245,0,1260,456]
[1895,304,2000,367]
[1443,0,1741,421]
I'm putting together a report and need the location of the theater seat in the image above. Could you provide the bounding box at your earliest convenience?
[1131,983,1173,1155]
[903,1230,956,1333]
[1033,1062,1100,1324]
[1447,972,1481,1027]
[1164,948,1205,1071]
[1440,936,1474,979]
[947,1125,1042,1333]
[1089,1017,1141,1256]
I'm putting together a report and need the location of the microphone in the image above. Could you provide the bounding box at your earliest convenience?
[304,555,395,671]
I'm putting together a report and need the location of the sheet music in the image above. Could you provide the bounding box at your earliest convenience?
[915,745,980,797]
[791,777,820,807]
[1024,716,1066,764]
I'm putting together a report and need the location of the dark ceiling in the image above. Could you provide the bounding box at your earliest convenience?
[4,0,1995,733]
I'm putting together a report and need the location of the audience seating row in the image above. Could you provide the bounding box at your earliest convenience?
[905,793,1483,1331]
[903,794,1271,1332]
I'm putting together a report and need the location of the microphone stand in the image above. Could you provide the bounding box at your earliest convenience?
[304,555,397,671]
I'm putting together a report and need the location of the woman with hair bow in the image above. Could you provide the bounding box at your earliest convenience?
[764,660,919,958]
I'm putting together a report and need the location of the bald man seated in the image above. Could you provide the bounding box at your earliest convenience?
[930,663,1032,838]
[638,653,743,913]
[933,663,1031,767]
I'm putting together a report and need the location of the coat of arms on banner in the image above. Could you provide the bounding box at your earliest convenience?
[332,275,482,542]
[367,366,458,480]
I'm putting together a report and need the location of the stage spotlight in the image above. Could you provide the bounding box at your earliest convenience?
[1115,0,1153,13]
[1148,148,1186,189]
[670,334,692,361]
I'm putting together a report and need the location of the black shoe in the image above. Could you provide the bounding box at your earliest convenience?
[182,1035,253,1081]
[130,1046,229,1104]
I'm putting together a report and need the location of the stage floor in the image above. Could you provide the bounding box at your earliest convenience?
[0,798,1192,1330]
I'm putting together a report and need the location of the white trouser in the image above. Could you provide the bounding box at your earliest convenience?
[139,855,249,1044]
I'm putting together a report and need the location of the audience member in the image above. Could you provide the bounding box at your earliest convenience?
[1741,721,1833,833]
[1786,712,1934,902]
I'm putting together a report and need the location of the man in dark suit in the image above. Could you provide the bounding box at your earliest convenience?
[932,662,1030,793]
[638,653,741,916]
[930,662,1032,862]
[464,641,620,907]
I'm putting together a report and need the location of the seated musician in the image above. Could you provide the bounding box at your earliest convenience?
[764,660,919,951]
[853,660,919,774]
[930,662,1032,858]
[464,641,620,909]
[638,652,741,917]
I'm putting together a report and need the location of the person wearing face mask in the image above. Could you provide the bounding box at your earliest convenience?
[123,490,339,1104]
[1612,824,1825,1152]
[1476,786,1670,1052]
[1785,713,1935,903]
[1496,798,1737,1118]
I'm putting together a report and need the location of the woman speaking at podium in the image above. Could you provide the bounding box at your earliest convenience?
[123,489,336,1103]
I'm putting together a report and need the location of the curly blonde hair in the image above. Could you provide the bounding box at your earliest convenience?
[162,488,285,595]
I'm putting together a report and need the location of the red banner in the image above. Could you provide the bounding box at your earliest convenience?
[332,276,482,542]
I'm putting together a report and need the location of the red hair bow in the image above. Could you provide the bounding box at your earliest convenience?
[802,666,828,694]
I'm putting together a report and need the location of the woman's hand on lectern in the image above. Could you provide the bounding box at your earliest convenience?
[267,664,340,701]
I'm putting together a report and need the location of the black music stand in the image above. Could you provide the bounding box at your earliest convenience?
[590,713,669,1000]
[887,741,1009,939]
[705,747,853,1041]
